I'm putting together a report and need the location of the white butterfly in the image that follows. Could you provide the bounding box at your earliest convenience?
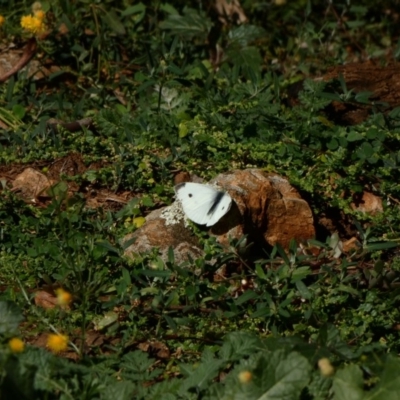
[175,182,232,227]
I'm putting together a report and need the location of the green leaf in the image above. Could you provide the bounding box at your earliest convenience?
[365,242,398,252]
[365,356,400,399]
[12,104,25,120]
[101,381,136,400]
[226,46,262,70]
[179,350,224,393]
[93,311,118,330]
[291,266,311,281]
[96,240,120,255]
[121,3,145,17]
[333,364,364,400]
[235,290,258,305]
[354,91,373,103]
[235,350,311,400]
[320,92,342,101]
[347,131,363,142]
[356,141,374,159]
[159,3,179,15]
[219,332,263,362]
[0,301,23,334]
[295,281,312,300]
[141,196,154,207]
[346,20,366,29]
[160,8,212,40]
[228,25,267,46]
[102,10,126,35]
[179,122,189,138]
[327,138,339,150]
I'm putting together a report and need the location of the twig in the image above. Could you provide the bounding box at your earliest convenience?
[46,117,94,133]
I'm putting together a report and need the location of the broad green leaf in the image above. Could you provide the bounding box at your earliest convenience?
[333,364,364,400]
[243,350,311,400]
[219,332,263,362]
[0,301,23,334]
[356,141,374,159]
[101,382,136,400]
[160,8,212,40]
[327,138,339,150]
[365,356,400,399]
[179,350,224,393]
[226,46,262,71]
[347,131,363,142]
[228,25,267,46]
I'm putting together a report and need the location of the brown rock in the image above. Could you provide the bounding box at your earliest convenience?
[124,169,315,263]
[12,168,55,201]
[123,208,205,264]
[210,170,315,249]
[351,191,383,215]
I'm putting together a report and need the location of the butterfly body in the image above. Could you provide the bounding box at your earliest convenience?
[175,182,232,227]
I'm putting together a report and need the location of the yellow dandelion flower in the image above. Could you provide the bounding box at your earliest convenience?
[55,288,72,306]
[20,14,46,34]
[34,10,46,21]
[0,15,5,27]
[9,337,25,353]
[21,15,32,29]
[238,370,252,383]
[47,333,68,353]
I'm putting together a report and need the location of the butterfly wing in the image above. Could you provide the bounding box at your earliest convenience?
[204,192,232,226]
[175,183,232,227]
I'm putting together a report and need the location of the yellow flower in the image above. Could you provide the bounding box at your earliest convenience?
[318,358,335,377]
[55,288,72,306]
[238,370,252,383]
[133,216,146,228]
[20,14,46,34]
[0,15,5,27]
[47,333,68,353]
[34,10,46,21]
[9,338,25,353]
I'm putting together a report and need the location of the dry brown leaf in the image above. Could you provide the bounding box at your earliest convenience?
[34,290,58,309]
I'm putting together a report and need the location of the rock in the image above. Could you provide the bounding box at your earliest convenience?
[12,168,55,201]
[351,191,383,215]
[123,169,315,263]
[123,208,205,264]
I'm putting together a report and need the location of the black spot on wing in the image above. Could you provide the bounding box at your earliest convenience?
[207,191,225,216]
